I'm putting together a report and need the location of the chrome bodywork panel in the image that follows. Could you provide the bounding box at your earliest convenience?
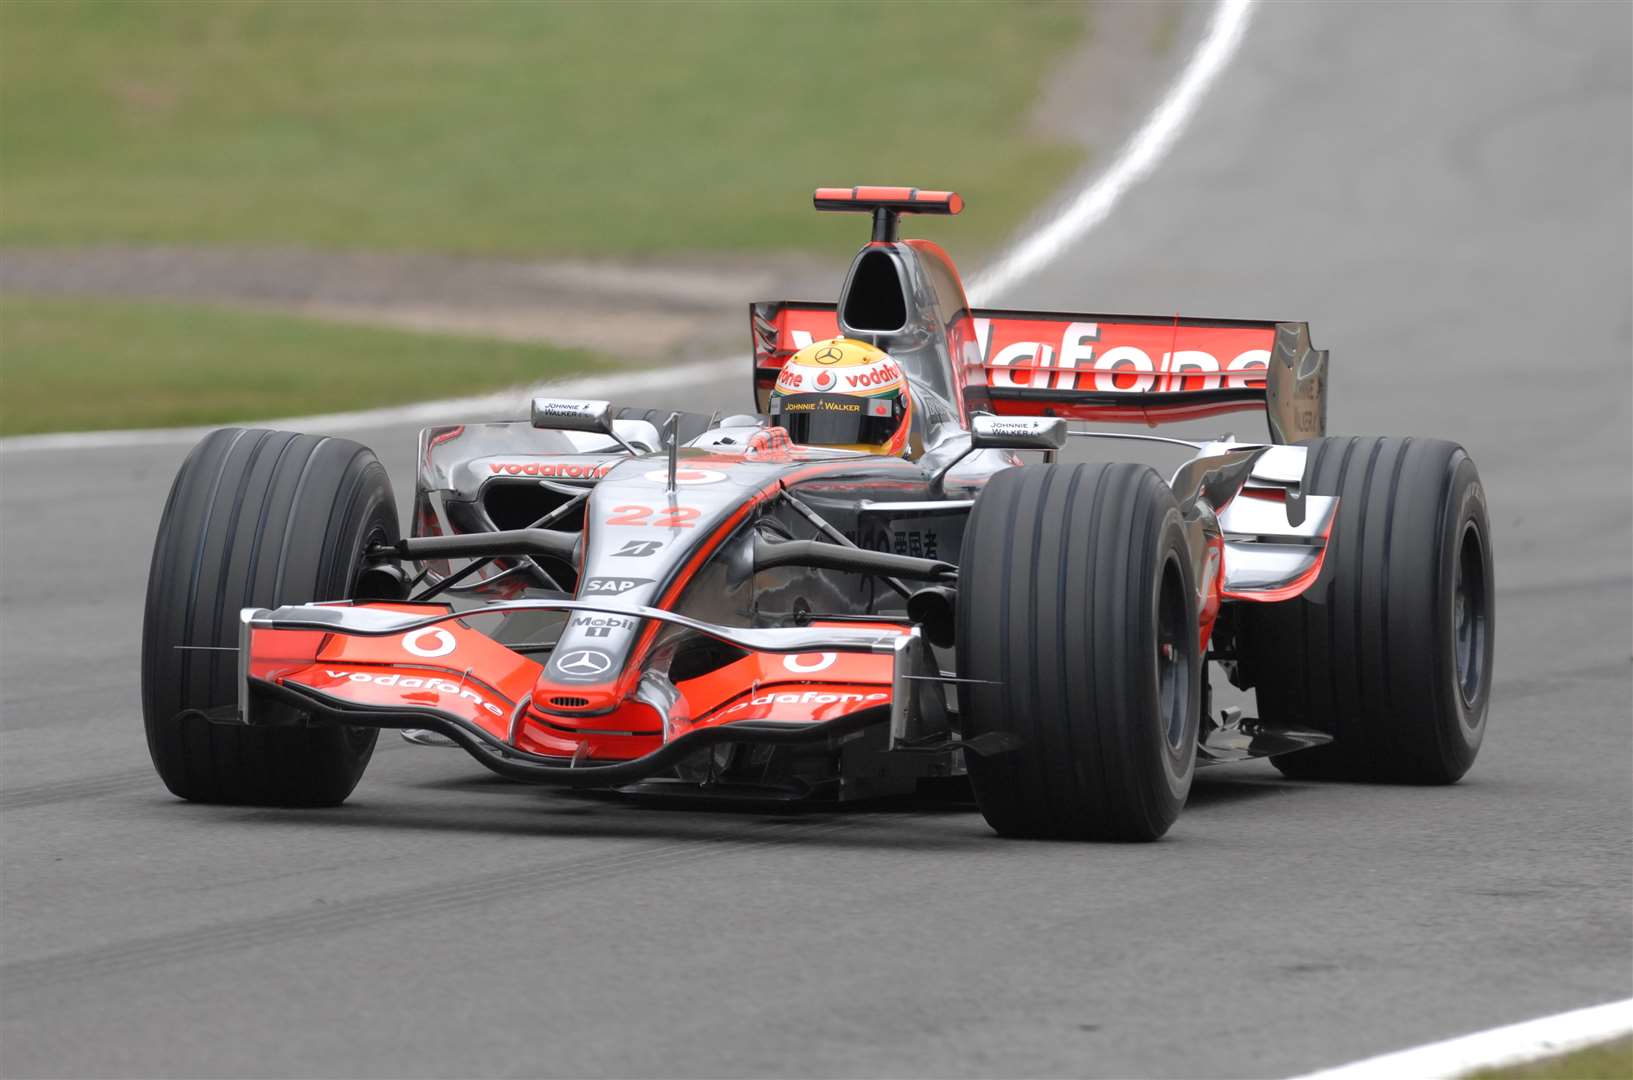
[1218,494,1338,596]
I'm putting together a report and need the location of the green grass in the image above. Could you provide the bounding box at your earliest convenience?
[0,0,1085,257]
[0,296,616,435]
[1468,1037,1633,1080]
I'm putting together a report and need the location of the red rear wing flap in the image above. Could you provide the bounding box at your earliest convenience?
[750,303,1328,443]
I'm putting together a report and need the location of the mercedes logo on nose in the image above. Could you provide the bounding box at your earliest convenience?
[813,345,844,364]
[556,649,612,678]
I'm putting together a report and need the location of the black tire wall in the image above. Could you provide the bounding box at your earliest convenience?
[956,463,1202,841]
[1239,436,1493,783]
[141,428,399,805]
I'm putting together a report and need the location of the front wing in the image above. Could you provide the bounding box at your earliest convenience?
[235,600,952,786]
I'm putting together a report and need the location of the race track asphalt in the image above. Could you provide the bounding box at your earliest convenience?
[2,3,1629,1077]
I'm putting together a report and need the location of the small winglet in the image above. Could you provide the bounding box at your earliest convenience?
[813,186,964,214]
[813,186,963,241]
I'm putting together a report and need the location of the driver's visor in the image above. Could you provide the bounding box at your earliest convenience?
[770,393,902,448]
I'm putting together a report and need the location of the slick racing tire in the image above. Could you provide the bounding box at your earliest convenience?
[141,428,400,806]
[1238,437,1493,783]
[957,463,1202,841]
[612,406,714,450]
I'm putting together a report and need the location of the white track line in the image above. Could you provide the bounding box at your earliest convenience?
[1287,997,1633,1080]
[0,0,1256,455]
[0,355,741,454]
[966,0,1257,305]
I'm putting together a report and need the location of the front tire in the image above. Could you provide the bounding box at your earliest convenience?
[956,464,1202,841]
[141,428,399,806]
[1238,436,1493,783]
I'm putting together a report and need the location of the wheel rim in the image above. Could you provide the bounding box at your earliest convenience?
[1453,520,1489,707]
[1156,555,1191,751]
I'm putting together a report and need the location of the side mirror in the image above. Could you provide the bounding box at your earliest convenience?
[969,415,1067,451]
[928,415,1068,496]
[531,397,643,456]
[530,397,615,434]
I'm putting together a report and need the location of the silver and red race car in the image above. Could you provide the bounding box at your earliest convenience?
[142,186,1494,840]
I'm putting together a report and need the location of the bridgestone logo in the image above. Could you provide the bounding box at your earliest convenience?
[322,670,504,717]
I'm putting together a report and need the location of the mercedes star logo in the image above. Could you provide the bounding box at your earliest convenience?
[813,345,844,364]
[556,649,612,678]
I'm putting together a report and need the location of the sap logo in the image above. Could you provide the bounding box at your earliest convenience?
[488,460,613,479]
[843,360,903,390]
[580,577,653,595]
[321,670,503,717]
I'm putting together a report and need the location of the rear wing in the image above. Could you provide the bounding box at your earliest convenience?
[751,303,1328,444]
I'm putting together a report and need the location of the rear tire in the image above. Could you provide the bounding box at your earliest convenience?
[956,464,1201,841]
[141,428,399,806]
[1238,436,1493,783]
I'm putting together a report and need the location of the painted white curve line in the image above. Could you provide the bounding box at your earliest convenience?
[965,0,1258,306]
[2,0,1255,454]
[0,354,740,454]
[1286,997,1633,1080]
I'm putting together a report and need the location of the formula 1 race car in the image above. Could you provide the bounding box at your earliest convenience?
[142,186,1494,840]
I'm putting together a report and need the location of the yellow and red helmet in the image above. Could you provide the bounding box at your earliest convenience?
[768,338,913,456]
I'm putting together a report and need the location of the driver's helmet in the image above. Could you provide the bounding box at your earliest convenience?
[768,338,913,456]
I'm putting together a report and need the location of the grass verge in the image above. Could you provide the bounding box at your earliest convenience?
[0,296,615,435]
[1,0,1085,257]
[1467,1036,1633,1079]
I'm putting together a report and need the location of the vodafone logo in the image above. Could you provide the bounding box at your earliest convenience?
[488,461,613,480]
[784,652,837,673]
[642,467,726,486]
[976,318,1274,393]
[402,628,456,658]
[724,690,888,715]
[321,669,503,717]
[842,360,903,390]
[813,370,836,391]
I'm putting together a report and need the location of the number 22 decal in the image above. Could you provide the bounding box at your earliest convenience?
[605,505,700,528]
